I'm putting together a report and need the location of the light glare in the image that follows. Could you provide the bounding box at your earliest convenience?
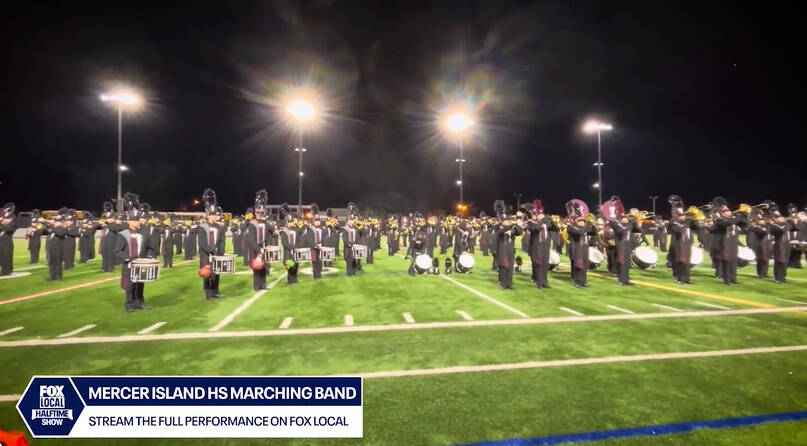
[583,121,613,133]
[445,113,473,134]
[287,99,316,122]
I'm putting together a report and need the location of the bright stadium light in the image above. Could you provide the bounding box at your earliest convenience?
[286,99,316,122]
[440,109,476,205]
[592,182,600,189]
[583,120,613,208]
[101,87,143,210]
[119,165,129,172]
[444,112,473,134]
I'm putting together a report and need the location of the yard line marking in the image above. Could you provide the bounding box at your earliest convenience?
[209,273,287,332]
[652,303,684,312]
[57,324,96,338]
[606,305,634,314]
[559,307,584,316]
[625,276,775,309]
[16,265,46,271]
[345,315,354,326]
[137,322,166,335]
[0,395,21,402]
[359,344,807,379]
[0,259,197,307]
[402,312,416,324]
[456,310,474,321]
[439,275,530,318]
[0,327,24,336]
[3,306,804,349]
[279,317,294,330]
[695,302,731,310]
[778,298,807,305]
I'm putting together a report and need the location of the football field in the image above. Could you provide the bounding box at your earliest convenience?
[1,239,807,445]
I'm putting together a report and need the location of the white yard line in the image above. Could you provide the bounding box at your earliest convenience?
[16,265,46,271]
[652,303,684,312]
[559,307,584,316]
[208,273,287,332]
[778,298,807,305]
[345,315,354,326]
[279,317,294,330]
[456,310,474,321]
[358,344,807,379]
[695,302,731,310]
[0,394,22,402]
[0,327,23,336]
[402,312,416,324]
[606,305,634,314]
[439,275,530,318]
[57,324,96,338]
[3,306,803,349]
[137,322,166,335]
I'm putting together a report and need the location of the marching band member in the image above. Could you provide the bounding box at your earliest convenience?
[342,205,361,277]
[493,199,523,290]
[240,209,253,266]
[609,212,641,286]
[62,210,78,270]
[667,200,698,284]
[387,216,400,256]
[26,209,45,264]
[115,193,151,312]
[526,200,558,289]
[184,220,198,260]
[172,217,184,256]
[565,200,596,288]
[452,217,469,270]
[78,215,96,263]
[710,199,745,285]
[0,203,17,275]
[280,204,301,284]
[160,215,174,268]
[406,214,429,276]
[747,210,772,279]
[99,201,117,272]
[46,210,68,281]
[307,204,325,280]
[786,204,802,268]
[770,209,792,283]
[246,191,271,290]
[198,189,226,299]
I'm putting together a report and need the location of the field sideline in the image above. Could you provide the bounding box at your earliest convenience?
[1,237,806,445]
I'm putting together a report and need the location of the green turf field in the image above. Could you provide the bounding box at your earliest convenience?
[1,237,806,445]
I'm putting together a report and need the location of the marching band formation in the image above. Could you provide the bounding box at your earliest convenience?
[1,191,806,313]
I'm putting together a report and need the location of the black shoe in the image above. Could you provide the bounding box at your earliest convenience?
[543,284,551,289]
[624,281,633,286]
[676,281,684,285]
[618,282,625,286]
[582,283,590,287]
[138,303,152,310]
[572,282,581,288]
[126,307,136,313]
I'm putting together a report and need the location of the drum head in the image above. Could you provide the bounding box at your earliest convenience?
[458,253,475,268]
[588,249,604,263]
[690,247,704,265]
[415,254,432,270]
[635,246,658,264]
[738,246,756,262]
[549,250,560,266]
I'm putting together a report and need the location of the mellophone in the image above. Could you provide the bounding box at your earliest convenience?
[130,258,160,282]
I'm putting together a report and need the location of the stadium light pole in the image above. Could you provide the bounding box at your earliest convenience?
[650,195,658,215]
[444,112,474,205]
[101,89,142,211]
[584,120,613,209]
[286,99,317,214]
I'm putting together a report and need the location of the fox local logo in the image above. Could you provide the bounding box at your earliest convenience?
[16,377,85,438]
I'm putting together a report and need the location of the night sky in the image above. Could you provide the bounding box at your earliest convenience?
[2,0,805,216]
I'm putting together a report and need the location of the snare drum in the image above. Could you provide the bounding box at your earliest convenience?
[320,247,335,262]
[351,244,368,260]
[293,248,312,263]
[737,246,756,267]
[211,254,235,274]
[457,252,475,273]
[130,258,160,282]
[632,246,658,269]
[588,249,604,270]
[262,246,281,263]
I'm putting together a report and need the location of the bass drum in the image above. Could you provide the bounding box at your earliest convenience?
[457,252,475,273]
[632,246,658,269]
[588,249,604,270]
[737,246,756,267]
[414,254,432,275]
[690,246,704,266]
[549,250,561,271]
